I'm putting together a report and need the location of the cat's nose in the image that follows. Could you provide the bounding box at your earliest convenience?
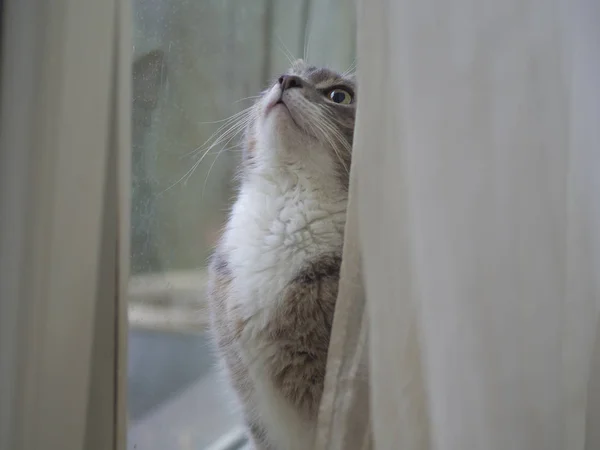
[278,75,303,91]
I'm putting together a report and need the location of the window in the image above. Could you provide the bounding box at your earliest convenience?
[127,1,356,448]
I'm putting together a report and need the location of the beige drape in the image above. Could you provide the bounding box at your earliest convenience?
[317,0,600,448]
[0,0,130,449]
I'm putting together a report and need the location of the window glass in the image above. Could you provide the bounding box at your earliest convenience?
[128,1,355,448]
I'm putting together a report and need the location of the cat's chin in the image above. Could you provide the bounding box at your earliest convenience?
[261,111,306,145]
[268,102,293,122]
[268,102,299,126]
[264,99,286,116]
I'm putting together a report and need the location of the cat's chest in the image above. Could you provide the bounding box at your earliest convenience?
[223,186,346,311]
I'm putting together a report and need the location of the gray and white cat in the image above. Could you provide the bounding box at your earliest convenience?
[208,59,356,450]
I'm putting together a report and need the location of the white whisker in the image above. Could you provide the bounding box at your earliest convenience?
[309,107,350,173]
[277,35,295,66]
[234,95,262,104]
[202,145,227,198]
[197,105,254,125]
[162,102,257,193]
[341,59,357,78]
[183,108,254,159]
[303,19,311,62]
[301,102,351,174]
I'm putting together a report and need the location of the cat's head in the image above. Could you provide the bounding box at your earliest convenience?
[244,59,356,190]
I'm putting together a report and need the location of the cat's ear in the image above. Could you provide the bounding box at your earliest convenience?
[133,49,166,109]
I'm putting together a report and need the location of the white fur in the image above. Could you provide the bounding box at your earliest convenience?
[220,89,348,449]
[222,174,345,449]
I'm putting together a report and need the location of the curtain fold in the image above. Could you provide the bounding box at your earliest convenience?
[317,0,600,448]
[315,123,372,450]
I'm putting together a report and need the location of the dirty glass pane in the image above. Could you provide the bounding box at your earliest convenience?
[127,1,355,448]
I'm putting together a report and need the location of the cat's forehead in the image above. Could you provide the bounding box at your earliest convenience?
[289,60,355,88]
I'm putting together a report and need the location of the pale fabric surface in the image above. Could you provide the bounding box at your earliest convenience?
[317,0,600,449]
[315,128,372,450]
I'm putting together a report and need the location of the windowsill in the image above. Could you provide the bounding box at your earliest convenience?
[128,269,209,333]
[127,332,246,449]
[127,269,248,450]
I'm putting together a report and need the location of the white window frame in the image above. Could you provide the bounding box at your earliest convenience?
[128,270,210,333]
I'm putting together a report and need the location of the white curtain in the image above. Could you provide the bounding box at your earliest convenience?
[317,0,600,448]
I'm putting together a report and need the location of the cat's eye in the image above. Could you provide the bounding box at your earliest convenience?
[328,88,353,105]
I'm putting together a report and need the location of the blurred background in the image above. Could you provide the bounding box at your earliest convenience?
[127,0,356,448]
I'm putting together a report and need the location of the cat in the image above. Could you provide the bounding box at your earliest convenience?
[208,59,356,450]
